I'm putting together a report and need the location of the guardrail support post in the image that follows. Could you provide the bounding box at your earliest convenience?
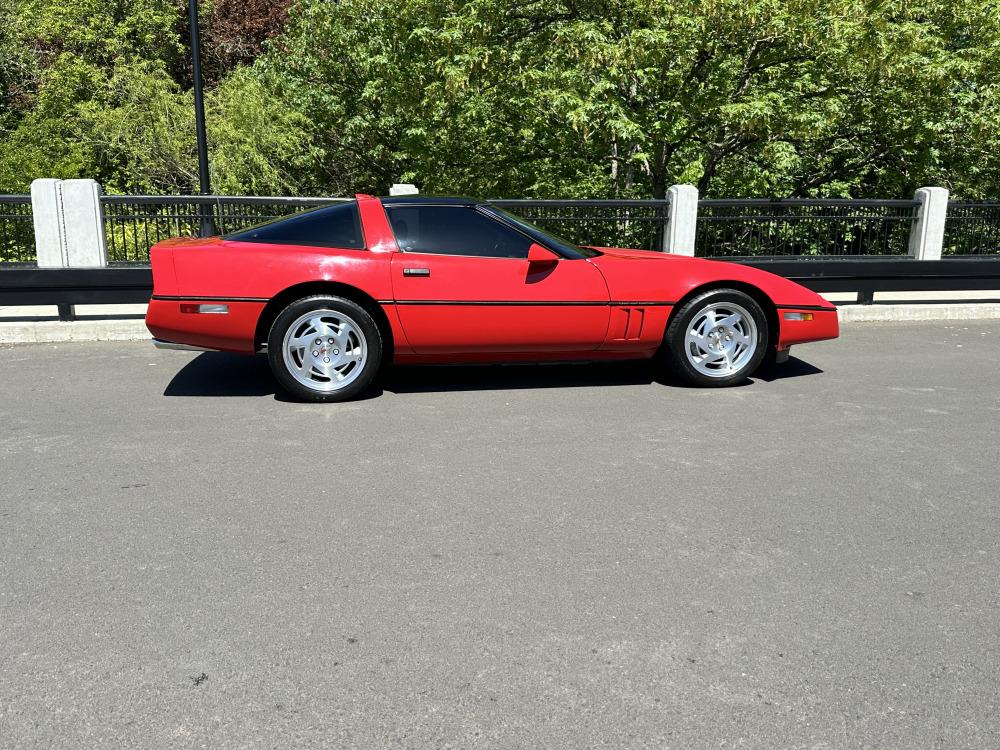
[908,186,948,260]
[663,184,698,255]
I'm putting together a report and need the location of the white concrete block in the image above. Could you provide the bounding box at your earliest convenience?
[60,179,108,267]
[664,184,698,255]
[908,186,949,261]
[30,178,66,267]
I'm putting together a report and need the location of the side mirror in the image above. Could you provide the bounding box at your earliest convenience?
[527,243,557,265]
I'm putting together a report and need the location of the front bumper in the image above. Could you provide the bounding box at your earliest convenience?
[777,307,839,348]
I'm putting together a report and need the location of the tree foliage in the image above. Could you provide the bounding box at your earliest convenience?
[1,0,999,198]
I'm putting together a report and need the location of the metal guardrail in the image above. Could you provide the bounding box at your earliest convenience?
[4,258,999,320]
[0,196,34,263]
[100,195,344,263]
[944,202,1000,255]
[696,199,920,258]
[738,256,1000,304]
[0,265,152,320]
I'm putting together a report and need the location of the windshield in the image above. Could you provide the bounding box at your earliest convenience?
[481,206,601,259]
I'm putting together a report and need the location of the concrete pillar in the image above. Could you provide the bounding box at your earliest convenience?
[29,178,108,267]
[60,179,108,266]
[908,186,949,260]
[663,184,698,255]
[390,183,419,196]
[31,178,66,267]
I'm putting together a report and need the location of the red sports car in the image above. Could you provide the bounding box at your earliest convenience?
[146,195,838,401]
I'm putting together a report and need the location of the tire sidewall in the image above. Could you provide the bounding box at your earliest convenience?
[665,289,769,387]
[267,295,382,402]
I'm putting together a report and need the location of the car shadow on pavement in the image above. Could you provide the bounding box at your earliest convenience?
[754,356,824,382]
[163,351,385,400]
[384,355,822,393]
[163,352,278,398]
[163,352,822,399]
[383,360,659,394]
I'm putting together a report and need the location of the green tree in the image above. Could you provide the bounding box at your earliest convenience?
[0,0,195,192]
[2,0,999,199]
[246,0,1000,198]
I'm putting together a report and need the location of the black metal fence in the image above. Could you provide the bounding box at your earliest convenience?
[944,202,1000,256]
[492,199,670,252]
[101,195,342,263]
[696,199,919,258]
[0,196,35,264]
[5,194,1000,266]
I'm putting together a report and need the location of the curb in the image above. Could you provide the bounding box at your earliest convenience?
[836,303,1000,323]
[0,319,149,344]
[3,303,1000,345]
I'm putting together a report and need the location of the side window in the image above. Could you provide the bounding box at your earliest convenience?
[227,202,364,249]
[385,205,533,259]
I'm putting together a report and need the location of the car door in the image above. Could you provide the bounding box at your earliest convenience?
[386,203,610,353]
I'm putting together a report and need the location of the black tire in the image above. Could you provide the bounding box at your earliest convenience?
[267,295,383,402]
[661,288,769,387]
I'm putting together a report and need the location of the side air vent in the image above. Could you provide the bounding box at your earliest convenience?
[609,307,647,341]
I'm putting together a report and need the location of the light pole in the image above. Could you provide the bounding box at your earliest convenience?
[188,0,216,236]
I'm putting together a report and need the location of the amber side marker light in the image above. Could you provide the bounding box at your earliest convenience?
[783,312,813,321]
[180,303,229,314]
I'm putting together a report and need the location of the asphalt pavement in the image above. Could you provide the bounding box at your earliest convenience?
[2,322,999,748]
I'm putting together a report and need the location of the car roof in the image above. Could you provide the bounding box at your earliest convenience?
[380,195,483,207]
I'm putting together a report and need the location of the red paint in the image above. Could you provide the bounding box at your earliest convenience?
[146,196,839,361]
[146,298,265,353]
[389,251,609,353]
[777,309,840,348]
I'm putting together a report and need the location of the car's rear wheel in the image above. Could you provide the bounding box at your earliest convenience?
[662,289,768,387]
[267,295,382,402]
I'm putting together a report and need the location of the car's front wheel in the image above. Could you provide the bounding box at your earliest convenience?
[662,289,769,387]
[267,295,382,402]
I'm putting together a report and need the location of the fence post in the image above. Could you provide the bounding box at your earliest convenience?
[908,186,948,260]
[30,178,108,268]
[28,178,107,320]
[31,178,67,268]
[663,184,698,255]
[60,179,108,267]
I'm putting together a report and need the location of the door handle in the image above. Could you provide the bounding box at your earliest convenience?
[403,268,430,277]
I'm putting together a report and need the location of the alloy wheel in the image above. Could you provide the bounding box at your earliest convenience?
[683,301,758,378]
[282,309,368,392]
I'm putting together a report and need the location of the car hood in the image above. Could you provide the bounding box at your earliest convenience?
[586,246,677,261]
[586,246,835,310]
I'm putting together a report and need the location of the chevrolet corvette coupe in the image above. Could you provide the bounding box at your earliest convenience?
[146,195,838,401]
